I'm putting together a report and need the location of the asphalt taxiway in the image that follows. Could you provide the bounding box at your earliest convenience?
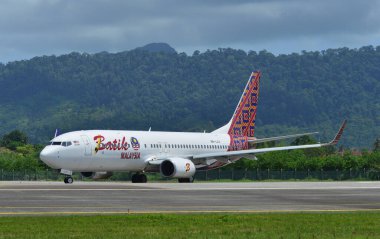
[0,181,380,215]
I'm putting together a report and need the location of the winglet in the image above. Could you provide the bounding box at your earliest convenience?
[325,120,347,146]
[54,128,61,138]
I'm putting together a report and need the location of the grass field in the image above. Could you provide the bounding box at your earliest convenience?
[0,212,379,238]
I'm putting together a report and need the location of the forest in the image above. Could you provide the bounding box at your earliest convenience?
[0,44,379,148]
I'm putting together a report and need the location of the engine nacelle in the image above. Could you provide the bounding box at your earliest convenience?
[80,171,113,180]
[160,158,196,178]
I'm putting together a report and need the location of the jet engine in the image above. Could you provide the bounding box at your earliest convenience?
[160,158,196,178]
[80,171,113,180]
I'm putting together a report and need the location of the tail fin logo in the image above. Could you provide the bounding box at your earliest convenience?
[228,71,260,137]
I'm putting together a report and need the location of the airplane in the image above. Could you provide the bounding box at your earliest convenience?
[40,71,347,184]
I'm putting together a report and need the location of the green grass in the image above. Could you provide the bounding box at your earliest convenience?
[1,212,380,238]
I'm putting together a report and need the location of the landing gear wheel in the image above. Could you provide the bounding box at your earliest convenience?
[131,173,147,183]
[64,176,73,184]
[139,174,147,183]
[131,174,137,183]
[178,177,194,183]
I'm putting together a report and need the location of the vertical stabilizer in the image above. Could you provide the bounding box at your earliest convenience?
[212,71,261,137]
[229,71,260,137]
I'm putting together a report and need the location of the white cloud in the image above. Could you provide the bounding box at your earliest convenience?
[0,0,379,62]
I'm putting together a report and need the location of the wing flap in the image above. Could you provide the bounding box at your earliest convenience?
[193,143,323,159]
[248,132,319,144]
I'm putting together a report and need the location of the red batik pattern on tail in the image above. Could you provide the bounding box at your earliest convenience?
[228,134,249,151]
[228,71,261,138]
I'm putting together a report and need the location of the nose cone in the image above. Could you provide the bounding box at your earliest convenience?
[40,147,54,163]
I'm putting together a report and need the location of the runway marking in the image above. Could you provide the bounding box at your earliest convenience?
[1,208,380,216]
[1,186,380,191]
[2,201,380,209]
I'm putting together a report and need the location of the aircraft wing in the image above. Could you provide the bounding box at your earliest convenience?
[248,132,319,144]
[193,120,347,160]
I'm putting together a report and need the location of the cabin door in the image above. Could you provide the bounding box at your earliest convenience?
[81,135,93,156]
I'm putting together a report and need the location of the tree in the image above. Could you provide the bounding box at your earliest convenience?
[0,130,28,150]
[291,135,317,146]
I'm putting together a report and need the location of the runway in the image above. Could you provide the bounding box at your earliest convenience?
[1,181,380,215]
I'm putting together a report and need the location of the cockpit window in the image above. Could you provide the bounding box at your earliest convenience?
[62,141,72,147]
[50,141,72,146]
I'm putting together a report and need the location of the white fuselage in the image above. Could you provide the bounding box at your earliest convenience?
[40,130,232,172]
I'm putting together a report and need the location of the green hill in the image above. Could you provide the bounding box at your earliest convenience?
[0,45,379,148]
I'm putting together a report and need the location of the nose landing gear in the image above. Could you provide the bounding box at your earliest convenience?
[64,176,73,184]
[60,169,74,184]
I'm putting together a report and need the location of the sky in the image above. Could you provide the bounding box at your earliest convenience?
[1,0,380,63]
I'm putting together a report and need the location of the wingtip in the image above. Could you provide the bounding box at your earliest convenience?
[327,119,347,145]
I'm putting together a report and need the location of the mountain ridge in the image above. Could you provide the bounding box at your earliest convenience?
[0,45,379,148]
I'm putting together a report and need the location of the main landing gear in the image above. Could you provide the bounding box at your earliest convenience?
[64,176,73,184]
[131,173,147,183]
[178,177,194,183]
